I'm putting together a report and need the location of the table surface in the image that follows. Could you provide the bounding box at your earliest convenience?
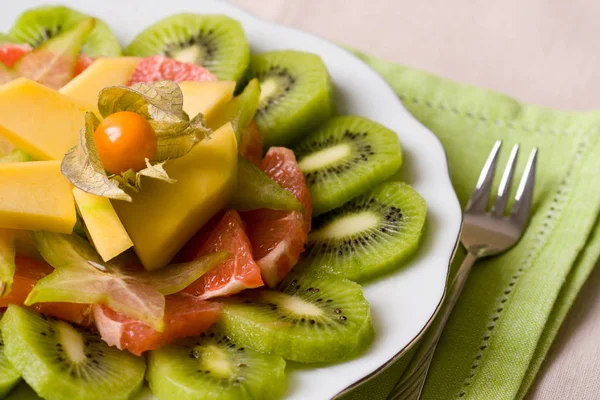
[230,0,600,399]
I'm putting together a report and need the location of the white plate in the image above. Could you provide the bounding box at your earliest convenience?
[0,1,462,398]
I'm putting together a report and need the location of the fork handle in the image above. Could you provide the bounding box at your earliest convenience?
[387,251,478,400]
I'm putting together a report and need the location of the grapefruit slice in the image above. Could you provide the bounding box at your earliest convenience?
[0,43,26,84]
[74,53,94,76]
[93,294,222,356]
[240,120,264,165]
[242,147,312,287]
[178,210,264,299]
[0,256,92,326]
[127,55,217,85]
[0,43,32,68]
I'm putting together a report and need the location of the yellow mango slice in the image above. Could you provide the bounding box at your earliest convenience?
[0,78,89,160]
[60,57,140,112]
[0,161,76,234]
[0,77,132,257]
[72,188,133,262]
[179,81,236,120]
[113,123,238,270]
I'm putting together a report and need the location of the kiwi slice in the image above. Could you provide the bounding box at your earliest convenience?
[0,305,145,400]
[126,14,249,82]
[247,50,334,148]
[0,316,21,398]
[4,382,41,400]
[148,329,286,400]
[219,274,373,363]
[0,34,18,44]
[9,5,122,57]
[294,115,403,215]
[300,181,426,282]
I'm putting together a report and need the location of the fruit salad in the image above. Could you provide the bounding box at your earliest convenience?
[0,5,427,400]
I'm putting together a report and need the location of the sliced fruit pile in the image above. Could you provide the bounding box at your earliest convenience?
[0,5,428,400]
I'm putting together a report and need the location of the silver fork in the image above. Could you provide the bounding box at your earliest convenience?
[387,140,538,400]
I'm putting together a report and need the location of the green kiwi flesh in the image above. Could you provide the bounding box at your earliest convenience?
[126,14,249,82]
[294,115,403,215]
[0,34,18,44]
[232,156,303,212]
[9,5,122,57]
[148,329,286,400]
[4,382,41,399]
[300,181,426,282]
[0,316,21,398]
[248,50,334,148]
[219,274,373,363]
[0,305,145,400]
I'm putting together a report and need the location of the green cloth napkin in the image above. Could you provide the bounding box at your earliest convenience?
[342,54,600,400]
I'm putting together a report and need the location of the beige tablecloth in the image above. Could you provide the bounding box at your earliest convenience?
[230,1,600,398]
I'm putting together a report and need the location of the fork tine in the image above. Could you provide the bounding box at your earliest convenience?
[491,144,520,216]
[510,148,538,225]
[466,140,502,213]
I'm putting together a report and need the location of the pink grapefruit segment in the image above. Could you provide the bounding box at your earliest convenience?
[0,43,32,68]
[127,55,217,85]
[74,53,94,76]
[242,147,312,287]
[0,256,92,326]
[178,210,264,299]
[239,120,264,165]
[93,294,222,356]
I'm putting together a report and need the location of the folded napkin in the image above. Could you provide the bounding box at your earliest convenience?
[342,53,600,400]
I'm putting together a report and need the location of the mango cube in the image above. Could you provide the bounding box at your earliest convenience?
[60,57,140,112]
[179,81,236,120]
[0,78,89,160]
[0,161,76,233]
[113,123,238,270]
[72,188,133,262]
